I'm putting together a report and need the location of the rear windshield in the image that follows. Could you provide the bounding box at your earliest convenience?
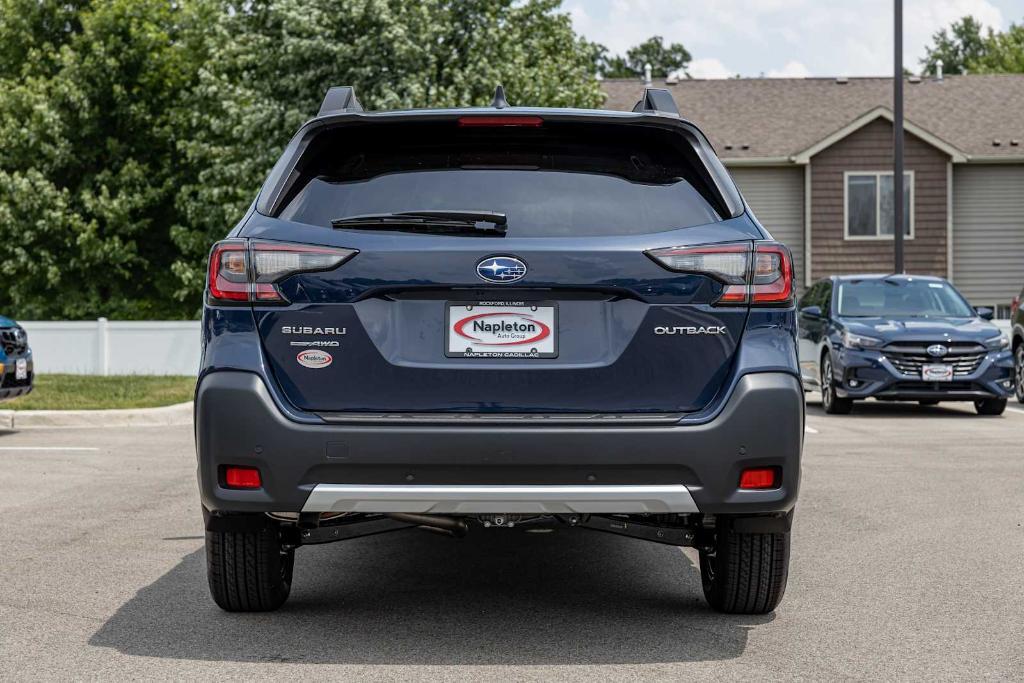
[836,279,975,318]
[276,120,726,236]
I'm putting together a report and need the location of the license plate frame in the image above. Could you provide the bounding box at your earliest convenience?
[921,363,953,382]
[446,301,558,359]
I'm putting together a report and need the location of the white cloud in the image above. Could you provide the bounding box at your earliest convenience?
[767,60,811,78]
[568,0,1009,77]
[687,57,736,79]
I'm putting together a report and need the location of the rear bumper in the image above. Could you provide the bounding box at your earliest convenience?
[195,370,803,515]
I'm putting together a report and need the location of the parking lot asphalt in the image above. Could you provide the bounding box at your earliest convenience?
[1,400,1022,681]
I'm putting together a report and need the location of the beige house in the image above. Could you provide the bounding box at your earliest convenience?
[602,75,1024,315]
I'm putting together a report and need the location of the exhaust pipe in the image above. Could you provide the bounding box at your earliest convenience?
[386,513,468,537]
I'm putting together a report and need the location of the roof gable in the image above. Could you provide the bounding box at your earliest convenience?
[793,106,966,163]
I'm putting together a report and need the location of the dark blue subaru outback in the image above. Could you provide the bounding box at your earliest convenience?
[195,86,803,613]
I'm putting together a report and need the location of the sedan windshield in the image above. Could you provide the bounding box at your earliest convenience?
[836,279,975,318]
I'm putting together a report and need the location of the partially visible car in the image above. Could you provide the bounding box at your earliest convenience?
[1012,289,1024,404]
[798,274,1013,415]
[0,315,33,402]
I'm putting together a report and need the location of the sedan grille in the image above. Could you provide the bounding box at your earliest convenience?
[1,327,27,356]
[881,342,986,377]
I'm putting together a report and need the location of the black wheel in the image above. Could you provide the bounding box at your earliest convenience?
[974,397,1007,416]
[699,521,790,614]
[821,354,853,414]
[918,399,940,406]
[1014,345,1024,404]
[206,523,294,612]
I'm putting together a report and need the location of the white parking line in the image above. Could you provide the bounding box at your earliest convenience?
[0,447,100,452]
[1005,407,1024,416]
[804,425,819,434]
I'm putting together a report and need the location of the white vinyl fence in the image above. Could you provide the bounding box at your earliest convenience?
[14,318,1013,377]
[20,319,201,375]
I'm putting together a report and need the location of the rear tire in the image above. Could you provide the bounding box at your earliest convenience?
[206,523,294,612]
[700,522,790,614]
[821,354,853,414]
[974,397,1007,416]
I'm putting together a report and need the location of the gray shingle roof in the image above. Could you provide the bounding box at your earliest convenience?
[600,75,1024,161]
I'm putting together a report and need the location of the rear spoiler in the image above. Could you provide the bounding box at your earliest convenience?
[318,84,681,118]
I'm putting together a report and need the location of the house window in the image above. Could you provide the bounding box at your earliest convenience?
[844,171,913,240]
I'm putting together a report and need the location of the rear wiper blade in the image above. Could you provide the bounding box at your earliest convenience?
[331,210,507,236]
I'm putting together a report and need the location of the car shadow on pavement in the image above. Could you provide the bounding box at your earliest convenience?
[90,528,772,665]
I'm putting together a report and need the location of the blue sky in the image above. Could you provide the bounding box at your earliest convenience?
[568,0,1024,78]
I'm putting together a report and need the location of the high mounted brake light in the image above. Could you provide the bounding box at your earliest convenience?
[646,241,794,306]
[207,240,357,304]
[457,116,543,127]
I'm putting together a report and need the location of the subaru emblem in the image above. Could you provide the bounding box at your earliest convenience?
[476,256,527,283]
[926,344,948,357]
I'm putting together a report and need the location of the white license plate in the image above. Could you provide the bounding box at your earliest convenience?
[15,359,27,381]
[446,301,557,358]
[921,364,953,382]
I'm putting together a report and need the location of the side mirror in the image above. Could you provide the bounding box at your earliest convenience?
[800,305,823,319]
[975,306,994,320]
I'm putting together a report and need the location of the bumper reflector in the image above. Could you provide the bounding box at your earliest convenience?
[224,466,262,489]
[739,467,779,490]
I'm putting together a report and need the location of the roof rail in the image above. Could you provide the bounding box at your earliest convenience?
[318,86,363,116]
[631,87,679,116]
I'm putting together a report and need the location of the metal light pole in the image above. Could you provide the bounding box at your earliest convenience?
[893,0,905,273]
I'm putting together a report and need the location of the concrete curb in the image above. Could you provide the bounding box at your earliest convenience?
[0,401,193,429]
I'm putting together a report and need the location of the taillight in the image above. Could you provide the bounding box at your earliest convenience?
[1012,296,1020,317]
[208,241,249,302]
[750,243,793,304]
[207,240,357,304]
[646,241,794,306]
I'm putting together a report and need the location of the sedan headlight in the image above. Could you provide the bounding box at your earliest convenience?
[841,330,884,349]
[984,332,1009,349]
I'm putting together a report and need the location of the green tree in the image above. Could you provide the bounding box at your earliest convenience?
[0,0,603,318]
[921,16,987,75]
[600,35,691,79]
[971,21,1024,73]
[0,0,213,319]
[169,0,605,302]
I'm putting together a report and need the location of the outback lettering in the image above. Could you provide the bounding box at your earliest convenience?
[654,325,728,335]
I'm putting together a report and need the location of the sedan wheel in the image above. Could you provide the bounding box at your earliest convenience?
[821,354,853,415]
[1015,346,1024,404]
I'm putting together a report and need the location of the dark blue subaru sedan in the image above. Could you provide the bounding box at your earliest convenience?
[798,274,1013,415]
